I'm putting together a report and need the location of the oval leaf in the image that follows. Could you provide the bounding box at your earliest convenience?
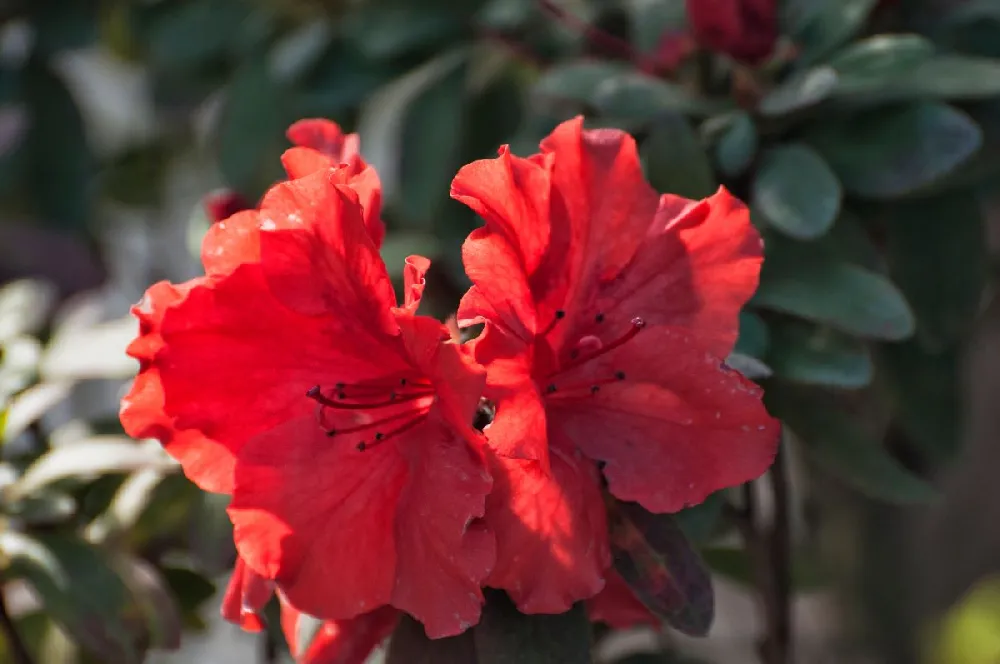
[642,113,716,200]
[591,72,721,122]
[714,111,757,177]
[473,591,592,664]
[766,385,937,504]
[608,499,714,636]
[808,102,983,199]
[758,67,839,117]
[766,321,873,388]
[752,144,841,240]
[386,614,477,664]
[754,235,915,340]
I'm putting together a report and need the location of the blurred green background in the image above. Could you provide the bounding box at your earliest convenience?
[3,0,1000,662]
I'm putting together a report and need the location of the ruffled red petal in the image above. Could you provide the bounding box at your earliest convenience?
[221,557,274,632]
[287,119,361,166]
[282,600,398,664]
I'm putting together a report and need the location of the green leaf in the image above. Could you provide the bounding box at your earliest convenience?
[825,211,881,269]
[386,614,477,664]
[359,48,469,206]
[714,111,757,177]
[628,0,687,52]
[766,384,937,504]
[3,382,72,442]
[85,468,172,544]
[11,438,175,500]
[807,102,982,199]
[938,1,1000,58]
[0,279,56,343]
[189,491,236,574]
[0,532,140,663]
[885,192,987,350]
[6,490,76,526]
[792,0,878,66]
[23,58,94,230]
[754,235,915,341]
[642,113,715,199]
[828,34,935,77]
[726,352,772,380]
[752,144,841,240]
[160,567,217,630]
[735,310,770,359]
[41,316,138,380]
[532,61,632,106]
[346,6,463,61]
[591,72,722,123]
[145,0,249,72]
[113,556,183,650]
[609,500,714,636]
[766,321,873,388]
[834,50,1000,103]
[758,67,839,117]
[674,491,726,543]
[398,57,469,228]
[217,59,288,199]
[879,341,962,465]
[474,590,592,664]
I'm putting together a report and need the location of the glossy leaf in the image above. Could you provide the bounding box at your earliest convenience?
[714,111,757,177]
[532,61,632,106]
[114,555,183,650]
[608,499,714,636]
[3,382,72,442]
[0,532,140,663]
[752,144,841,240]
[766,321,873,389]
[642,113,716,200]
[792,0,878,66]
[146,0,248,72]
[885,193,987,350]
[808,102,983,199]
[758,67,839,117]
[591,72,722,122]
[766,384,937,504]
[474,590,592,664]
[827,34,935,77]
[755,235,915,341]
[735,310,770,359]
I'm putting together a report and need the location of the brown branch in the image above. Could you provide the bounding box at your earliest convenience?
[536,0,647,66]
[726,448,792,664]
[0,586,34,664]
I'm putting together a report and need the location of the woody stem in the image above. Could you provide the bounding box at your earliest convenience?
[725,446,792,664]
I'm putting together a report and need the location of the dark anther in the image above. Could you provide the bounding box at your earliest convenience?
[306,385,321,398]
[615,371,626,380]
[590,385,601,394]
[335,382,345,390]
[337,392,347,400]
[400,378,407,386]
[325,429,337,437]
[546,384,558,394]
[389,391,397,401]
[555,310,566,319]
[357,442,367,451]
[374,432,384,441]
[595,313,605,323]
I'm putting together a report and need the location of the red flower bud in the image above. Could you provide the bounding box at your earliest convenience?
[685,0,777,64]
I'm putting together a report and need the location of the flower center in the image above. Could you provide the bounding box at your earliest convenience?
[539,312,646,398]
[306,375,434,451]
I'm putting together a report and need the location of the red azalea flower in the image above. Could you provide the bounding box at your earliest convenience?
[451,116,780,613]
[121,165,493,637]
[221,557,274,632]
[685,0,777,65]
[282,600,399,664]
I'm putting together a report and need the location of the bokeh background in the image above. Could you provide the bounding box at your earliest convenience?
[2,0,1000,662]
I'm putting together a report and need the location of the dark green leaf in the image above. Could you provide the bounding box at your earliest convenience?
[825,211,880,269]
[387,613,477,664]
[6,490,76,525]
[792,0,878,66]
[807,102,982,199]
[879,341,962,465]
[754,235,915,340]
[642,114,715,199]
[766,321,873,388]
[591,72,722,123]
[161,567,217,630]
[752,144,841,240]
[885,192,987,350]
[735,310,770,359]
[294,43,388,117]
[217,59,288,198]
[346,6,463,60]
[532,61,632,106]
[399,58,468,228]
[758,67,839,117]
[0,533,140,663]
[938,1,1000,58]
[609,500,713,636]
[766,384,937,503]
[628,0,687,52]
[714,111,757,177]
[23,58,94,230]
[114,556,183,650]
[674,492,726,542]
[29,0,99,55]
[474,590,592,664]
[145,0,248,72]
[189,491,235,574]
[828,34,935,77]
